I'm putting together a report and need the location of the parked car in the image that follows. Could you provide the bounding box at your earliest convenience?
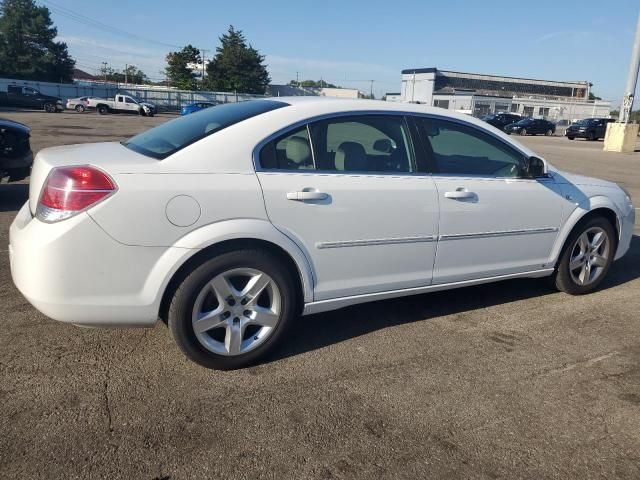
[181,101,218,116]
[565,118,615,141]
[66,96,91,113]
[0,118,32,182]
[9,99,635,369]
[504,118,556,136]
[481,112,521,131]
[86,94,156,116]
[0,85,63,112]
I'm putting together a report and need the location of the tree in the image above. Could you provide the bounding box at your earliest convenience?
[165,44,200,90]
[205,26,270,94]
[289,79,339,89]
[0,0,75,82]
[588,92,602,101]
[99,65,148,84]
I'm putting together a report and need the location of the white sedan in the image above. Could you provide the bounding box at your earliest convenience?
[9,98,635,369]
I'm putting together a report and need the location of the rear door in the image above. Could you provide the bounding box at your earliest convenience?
[257,114,440,301]
[414,116,564,284]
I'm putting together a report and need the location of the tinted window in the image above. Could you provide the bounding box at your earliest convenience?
[260,127,314,170]
[310,115,414,172]
[125,100,288,159]
[417,118,523,177]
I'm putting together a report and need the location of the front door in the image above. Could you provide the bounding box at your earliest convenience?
[257,114,440,301]
[414,116,564,284]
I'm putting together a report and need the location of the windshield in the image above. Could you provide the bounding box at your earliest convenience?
[575,119,596,126]
[124,100,288,159]
[482,115,497,120]
[514,119,533,125]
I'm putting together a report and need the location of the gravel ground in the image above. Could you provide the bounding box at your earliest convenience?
[0,109,639,480]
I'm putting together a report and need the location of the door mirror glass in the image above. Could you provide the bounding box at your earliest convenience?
[373,138,396,153]
[524,156,546,178]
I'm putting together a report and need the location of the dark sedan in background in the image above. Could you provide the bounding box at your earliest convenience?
[565,118,615,141]
[481,112,521,131]
[0,118,32,182]
[504,118,556,136]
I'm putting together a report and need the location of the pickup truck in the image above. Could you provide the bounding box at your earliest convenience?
[86,94,157,116]
[0,85,64,112]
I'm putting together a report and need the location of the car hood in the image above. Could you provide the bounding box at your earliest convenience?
[140,102,156,109]
[0,118,30,135]
[550,168,619,189]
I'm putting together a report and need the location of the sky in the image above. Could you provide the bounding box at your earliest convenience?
[43,0,640,106]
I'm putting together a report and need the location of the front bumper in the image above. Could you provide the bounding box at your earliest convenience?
[9,202,172,327]
[615,205,635,261]
[565,129,588,138]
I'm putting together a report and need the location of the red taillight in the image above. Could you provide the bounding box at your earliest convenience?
[37,166,116,222]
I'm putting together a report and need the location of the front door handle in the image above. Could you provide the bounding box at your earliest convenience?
[286,190,329,201]
[444,189,476,200]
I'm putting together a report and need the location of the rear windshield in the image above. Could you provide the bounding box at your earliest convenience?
[124,99,288,159]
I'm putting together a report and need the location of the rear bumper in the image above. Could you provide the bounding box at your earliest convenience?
[9,202,179,327]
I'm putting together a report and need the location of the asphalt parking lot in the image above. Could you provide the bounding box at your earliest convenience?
[1,109,639,479]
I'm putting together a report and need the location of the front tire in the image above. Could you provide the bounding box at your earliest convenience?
[567,136,575,140]
[545,129,553,136]
[168,249,297,369]
[44,102,56,113]
[75,104,85,113]
[553,217,616,295]
[519,128,527,136]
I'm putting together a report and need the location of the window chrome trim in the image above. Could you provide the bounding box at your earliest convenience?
[439,227,558,241]
[317,235,437,249]
[252,109,537,175]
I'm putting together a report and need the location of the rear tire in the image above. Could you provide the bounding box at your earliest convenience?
[168,249,297,370]
[588,131,596,141]
[44,102,56,113]
[553,217,616,295]
[519,128,527,136]
[545,129,553,136]
[97,105,109,115]
[567,136,575,140]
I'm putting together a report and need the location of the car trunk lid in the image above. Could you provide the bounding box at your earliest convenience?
[28,142,157,214]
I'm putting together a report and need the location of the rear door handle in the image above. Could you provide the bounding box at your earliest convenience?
[286,190,329,201]
[444,189,476,200]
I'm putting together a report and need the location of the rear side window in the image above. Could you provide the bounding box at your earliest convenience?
[259,126,314,170]
[259,114,415,173]
[125,100,288,159]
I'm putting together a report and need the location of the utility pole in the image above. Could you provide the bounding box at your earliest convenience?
[201,49,208,79]
[125,63,128,85]
[370,80,374,99]
[101,62,108,83]
[296,71,299,86]
[620,12,640,123]
[604,10,640,152]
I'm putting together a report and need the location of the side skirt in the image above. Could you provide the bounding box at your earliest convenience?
[302,268,554,316]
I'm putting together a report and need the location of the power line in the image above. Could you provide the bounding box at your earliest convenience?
[40,0,181,49]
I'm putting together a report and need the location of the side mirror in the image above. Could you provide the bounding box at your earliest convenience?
[373,138,396,153]
[523,156,546,178]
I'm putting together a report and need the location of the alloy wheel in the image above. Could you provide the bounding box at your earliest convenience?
[191,268,281,356]
[568,227,610,286]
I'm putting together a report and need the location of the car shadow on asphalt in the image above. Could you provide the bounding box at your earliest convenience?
[0,183,28,213]
[268,235,640,364]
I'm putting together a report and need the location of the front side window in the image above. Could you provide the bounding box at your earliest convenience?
[416,118,524,178]
[310,115,414,173]
[125,97,137,104]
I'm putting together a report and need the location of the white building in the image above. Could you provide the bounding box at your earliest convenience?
[390,68,611,124]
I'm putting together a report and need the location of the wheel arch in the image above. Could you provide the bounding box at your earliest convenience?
[549,199,621,267]
[155,220,315,323]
